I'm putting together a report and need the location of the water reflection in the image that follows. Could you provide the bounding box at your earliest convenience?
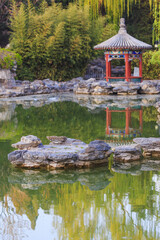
[105,107,143,144]
[8,167,113,191]
[0,164,159,240]
[0,95,160,239]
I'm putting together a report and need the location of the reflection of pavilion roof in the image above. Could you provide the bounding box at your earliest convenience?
[94,18,152,50]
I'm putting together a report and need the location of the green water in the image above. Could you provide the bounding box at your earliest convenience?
[0,96,160,240]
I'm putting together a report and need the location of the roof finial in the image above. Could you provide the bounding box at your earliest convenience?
[118,18,127,34]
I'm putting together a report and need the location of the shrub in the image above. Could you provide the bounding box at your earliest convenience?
[142,51,160,80]
[0,48,22,69]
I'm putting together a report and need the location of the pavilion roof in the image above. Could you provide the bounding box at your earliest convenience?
[94,18,152,51]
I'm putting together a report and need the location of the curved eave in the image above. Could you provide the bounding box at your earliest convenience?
[94,46,152,50]
[94,33,152,51]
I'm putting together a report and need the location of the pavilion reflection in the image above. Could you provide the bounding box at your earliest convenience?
[105,106,143,143]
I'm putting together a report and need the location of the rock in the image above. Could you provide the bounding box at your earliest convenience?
[78,140,112,161]
[0,76,160,98]
[0,69,16,88]
[87,140,111,151]
[8,136,112,169]
[133,137,160,157]
[47,136,67,144]
[74,80,92,94]
[48,137,86,146]
[8,150,24,165]
[90,81,113,95]
[112,82,140,95]
[140,81,160,94]
[12,135,42,150]
[114,145,142,162]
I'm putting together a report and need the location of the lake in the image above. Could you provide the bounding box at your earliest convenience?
[0,93,160,240]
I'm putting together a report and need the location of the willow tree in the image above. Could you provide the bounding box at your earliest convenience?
[77,0,141,21]
[151,0,160,44]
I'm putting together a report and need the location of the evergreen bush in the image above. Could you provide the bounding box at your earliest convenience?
[0,48,22,69]
[143,51,160,80]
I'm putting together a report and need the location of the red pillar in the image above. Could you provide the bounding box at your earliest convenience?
[129,61,131,79]
[125,108,129,135]
[139,54,142,81]
[108,61,111,77]
[105,54,109,82]
[125,54,129,82]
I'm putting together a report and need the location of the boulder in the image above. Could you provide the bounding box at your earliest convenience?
[90,81,113,95]
[12,135,42,150]
[114,145,142,162]
[8,136,112,169]
[133,137,160,157]
[73,78,96,94]
[112,82,140,95]
[0,69,16,88]
[78,140,112,161]
[74,81,91,94]
[140,81,160,94]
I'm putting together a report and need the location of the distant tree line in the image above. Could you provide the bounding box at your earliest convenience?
[0,0,160,80]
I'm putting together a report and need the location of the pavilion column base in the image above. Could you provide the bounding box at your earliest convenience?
[106,77,142,83]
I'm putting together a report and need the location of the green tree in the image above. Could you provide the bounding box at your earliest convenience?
[10,2,116,80]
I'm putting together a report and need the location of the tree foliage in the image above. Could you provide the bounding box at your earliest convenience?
[10,1,117,80]
[143,51,160,79]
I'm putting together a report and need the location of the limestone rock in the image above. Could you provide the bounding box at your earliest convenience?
[47,136,67,144]
[8,150,24,165]
[74,80,92,94]
[90,81,113,95]
[78,140,112,161]
[0,69,16,88]
[0,76,160,98]
[12,135,42,150]
[133,137,160,157]
[114,145,142,162]
[112,82,140,95]
[8,136,112,169]
[140,81,160,94]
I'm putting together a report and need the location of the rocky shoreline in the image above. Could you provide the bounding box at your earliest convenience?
[1,78,160,98]
[8,135,160,169]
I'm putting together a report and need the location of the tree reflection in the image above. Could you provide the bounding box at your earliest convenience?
[0,167,158,239]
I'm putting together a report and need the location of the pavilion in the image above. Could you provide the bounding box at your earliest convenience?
[94,18,152,82]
